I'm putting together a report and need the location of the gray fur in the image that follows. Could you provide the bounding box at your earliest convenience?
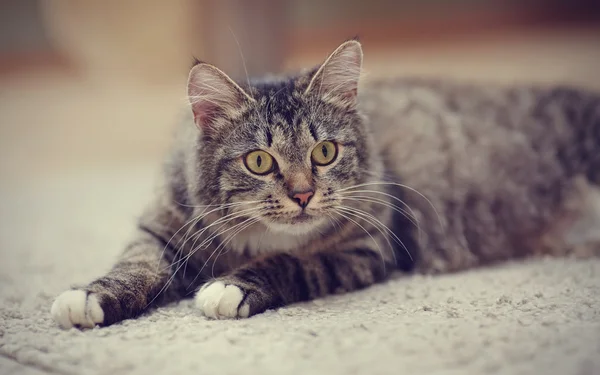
[52,41,600,327]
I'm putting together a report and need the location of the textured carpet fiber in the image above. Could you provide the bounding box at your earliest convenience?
[1,166,599,375]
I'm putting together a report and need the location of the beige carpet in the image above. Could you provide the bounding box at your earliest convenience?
[1,165,599,375]
[2,26,600,375]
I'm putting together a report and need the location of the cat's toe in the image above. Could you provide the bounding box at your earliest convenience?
[51,290,104,329]
[195,281,249,319]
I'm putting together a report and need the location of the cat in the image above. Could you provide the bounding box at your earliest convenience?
[51,39,600,328]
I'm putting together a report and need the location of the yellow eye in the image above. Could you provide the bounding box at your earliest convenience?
[311,141,338,166]
[244,150,274,175]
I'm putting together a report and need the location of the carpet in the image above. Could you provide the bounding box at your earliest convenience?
[1,165,599,375]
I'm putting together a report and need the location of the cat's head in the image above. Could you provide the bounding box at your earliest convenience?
[187,40,380,235]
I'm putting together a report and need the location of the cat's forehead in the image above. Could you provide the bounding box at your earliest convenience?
[240,79,320,141]
[250,78,304,121]
[247,99,317,163]
[222,76,351,160]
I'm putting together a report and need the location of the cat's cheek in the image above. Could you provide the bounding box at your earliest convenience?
[194,281,250,319]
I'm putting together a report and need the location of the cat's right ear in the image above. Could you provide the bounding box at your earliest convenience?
[187,63,255,132]
[304,40,363,109]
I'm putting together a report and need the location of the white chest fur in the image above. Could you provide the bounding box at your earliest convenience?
[224,221,307,255]
[222,218,336,256]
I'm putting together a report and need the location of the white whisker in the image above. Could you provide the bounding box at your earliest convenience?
[209,216,262,279]
[341,194,419,227]
[148,202,267,307]
[174,199,263,209]
[153,203,234,278]
[336,205,412,264]
[168,205,264,277]
[190,207,264,250]
[155,213,261,301]
[187,216,261,289]
[169,207,264,274]
[338,181,443,230]
[331,210,388,274]
[338,195,422,242]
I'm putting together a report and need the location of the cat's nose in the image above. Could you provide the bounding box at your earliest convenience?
[290,190,314,208]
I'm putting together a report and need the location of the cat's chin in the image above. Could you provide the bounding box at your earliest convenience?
[264,216,328,236]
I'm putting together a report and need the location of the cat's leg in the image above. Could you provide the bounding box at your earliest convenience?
[51,228,182,328]
[194,247,390,319]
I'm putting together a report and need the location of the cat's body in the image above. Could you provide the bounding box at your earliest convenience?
[51,41,600,329]
[365,78,600,272]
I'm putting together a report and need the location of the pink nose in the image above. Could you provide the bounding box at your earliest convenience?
[291,190,314,208]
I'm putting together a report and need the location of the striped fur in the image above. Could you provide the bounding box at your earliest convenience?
[51,40,600,328]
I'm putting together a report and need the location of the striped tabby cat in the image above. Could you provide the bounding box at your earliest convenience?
[51,40,600,328]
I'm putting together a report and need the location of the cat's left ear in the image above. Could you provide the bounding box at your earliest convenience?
[305,39,363,109]
[187,62,255,133]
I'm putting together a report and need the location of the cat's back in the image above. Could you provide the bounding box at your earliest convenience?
[359,78,556,192]
[359,77,592,187]
[360,78,599,269]
[359,77,544,149]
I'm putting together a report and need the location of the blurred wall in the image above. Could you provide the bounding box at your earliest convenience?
[39,1,195,85]
[0,0,599,181]
[197,0,286,78]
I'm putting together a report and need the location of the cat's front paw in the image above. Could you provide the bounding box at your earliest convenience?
[195,281,251,319]
[51,290,104,329]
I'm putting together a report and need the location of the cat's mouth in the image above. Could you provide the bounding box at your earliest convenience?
[292,212,313,223]
[262,210,327,234]
[264,211,315,224]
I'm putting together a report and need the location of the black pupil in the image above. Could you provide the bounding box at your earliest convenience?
[322,145,328,158]
[256,155,262,167]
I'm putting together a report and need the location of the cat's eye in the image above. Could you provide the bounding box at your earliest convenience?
[311,141,338,166]
[244,150,274,175]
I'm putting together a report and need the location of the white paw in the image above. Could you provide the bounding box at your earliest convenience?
[195,281,250,319]
[50,290,104,329]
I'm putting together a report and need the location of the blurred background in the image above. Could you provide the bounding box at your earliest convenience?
[1,0,600,184]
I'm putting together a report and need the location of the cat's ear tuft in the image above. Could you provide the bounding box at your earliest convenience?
[305,40,363,108]
[190,56,205,69]
[187,63,254,132]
